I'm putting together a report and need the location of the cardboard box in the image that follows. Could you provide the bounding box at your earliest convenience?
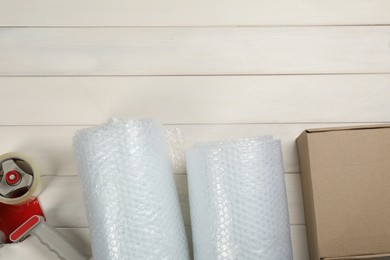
[296,125,390,260]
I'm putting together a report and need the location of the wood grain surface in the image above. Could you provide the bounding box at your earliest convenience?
[1,27,389,76]
[1,0,389,26]
[1,0,389,259]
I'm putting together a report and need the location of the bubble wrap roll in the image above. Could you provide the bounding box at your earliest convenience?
[186,137,293,260]
[73,118,189,260]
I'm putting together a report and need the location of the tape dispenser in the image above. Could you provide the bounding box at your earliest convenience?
[0,153,88,260]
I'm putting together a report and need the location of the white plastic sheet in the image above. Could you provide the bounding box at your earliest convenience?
[73,118,189,260]
[186,137,292,260]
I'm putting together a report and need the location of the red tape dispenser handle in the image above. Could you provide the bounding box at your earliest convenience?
[10,215,89,260]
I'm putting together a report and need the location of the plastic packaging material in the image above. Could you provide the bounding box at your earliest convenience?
[186,136,293,260]
[0,230,5,247]
[165,127,186,174]
[73,118,189,260]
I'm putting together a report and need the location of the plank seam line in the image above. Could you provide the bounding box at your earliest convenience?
[0,24,389,28]
[0,122,388,127]
[54,224,307,229]
[1,72,390,77]
[40,172,301,177]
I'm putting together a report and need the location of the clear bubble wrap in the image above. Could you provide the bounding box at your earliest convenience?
[186,137,293,260]
[73,118,189,260]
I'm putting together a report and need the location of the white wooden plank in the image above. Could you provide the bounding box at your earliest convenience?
[286,173,305,226]
[291,225,310,260]
[1,27,389,75]
[0,226,309,260]
[0,75,389,124]
[0,0,389,26]
[0,123,379,176]
[38,174,305,227]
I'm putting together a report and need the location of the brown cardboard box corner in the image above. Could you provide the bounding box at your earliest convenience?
[296,125,390,260]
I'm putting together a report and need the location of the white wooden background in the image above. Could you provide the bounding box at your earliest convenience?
[0,1,389,259]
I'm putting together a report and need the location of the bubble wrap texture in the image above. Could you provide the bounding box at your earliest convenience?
[186,137,292,260]
[73,118,189,260]
[166,127,186,174]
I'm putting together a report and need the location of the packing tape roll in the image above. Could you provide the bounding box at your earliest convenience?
[0,152,41,205]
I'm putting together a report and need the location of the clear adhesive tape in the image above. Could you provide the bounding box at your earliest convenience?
[0,152,41,205]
